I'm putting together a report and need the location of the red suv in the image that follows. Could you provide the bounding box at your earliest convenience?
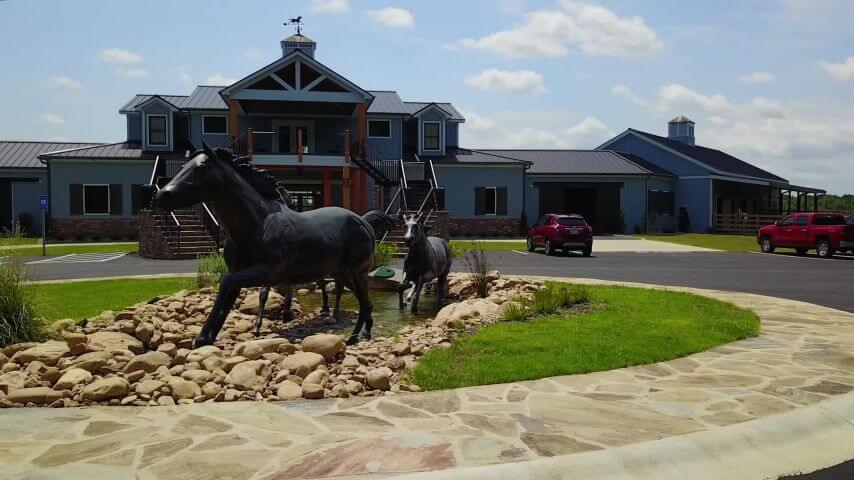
[527,214,593,256]
[758,212,853,258]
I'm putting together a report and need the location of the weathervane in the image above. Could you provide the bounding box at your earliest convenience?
[285,16,304,35]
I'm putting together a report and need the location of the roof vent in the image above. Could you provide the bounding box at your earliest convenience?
[281,33,316,58]
[667,115,695,145]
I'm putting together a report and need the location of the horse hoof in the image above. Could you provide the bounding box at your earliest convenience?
[362,332,372,341]
[345,335,359,346]
[193,336,213,348]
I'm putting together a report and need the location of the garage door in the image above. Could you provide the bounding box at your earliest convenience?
[536,182,622,233]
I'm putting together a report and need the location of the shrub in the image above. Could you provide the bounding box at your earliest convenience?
[503,283,592,321]
[16,212,34,236]
[196,250,227,289]
[502,301,530,322]
[0,230,49,346]
[370,241,398,271]
[448,242,467,259]
[462,242,491,298]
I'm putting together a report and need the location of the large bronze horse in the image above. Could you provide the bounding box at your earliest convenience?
[155,144,396,346]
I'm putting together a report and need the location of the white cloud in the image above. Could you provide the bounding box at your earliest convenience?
[564,116,614,145]
[459,109,497,132]
[98,48,143,64]
[459,109,613,149]
[818,56,854,81]
[40,113,65,126]
[115,66,149,79]
[740,71,776,84]
[179,73,193,85]
[611,82,854,194]
[456,1,662,59]
[207,73,237,86]
[310,0,350,13]
[367,7,415,28]
[465,69,545,95]
[245,48,267,62]
[49,76,84,91]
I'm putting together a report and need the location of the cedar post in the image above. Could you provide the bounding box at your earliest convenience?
[297,129,303,163]
[229,99,239,140]
[342,167,351,210]
[322,168,332,207]
[247,128,254,158]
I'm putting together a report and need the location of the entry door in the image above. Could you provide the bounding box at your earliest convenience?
[277,126,292,153]
[0,182,11,232]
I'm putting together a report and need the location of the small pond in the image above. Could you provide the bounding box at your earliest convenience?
[293,289,437,338]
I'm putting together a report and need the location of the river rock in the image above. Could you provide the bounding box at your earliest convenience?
[83,377,130,401]
[167,377,201,400]
[185,345,221,364]
[72,351,113,372]
[6,387,64,405]
[123,351,171,374]
[0,371,26,394]
[54,368,92,390]
[135,379,165,395]
[303,369,329,387]
[226,360,271,390]
[134,322,155,344]
[11,341,69,366]
[87,332,144,354]
[432,298,506,327]
[301,334,345,361]
[301,382,324,399]
[234,342,263,360]
[279,352,325,378]
[366,367,392,391]
[239,290,284,315]
[276,380,303,400]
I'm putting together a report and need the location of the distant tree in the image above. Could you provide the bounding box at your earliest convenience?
[818,194,854,213]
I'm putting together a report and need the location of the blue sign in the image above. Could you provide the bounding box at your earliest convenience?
[38,195,49,212]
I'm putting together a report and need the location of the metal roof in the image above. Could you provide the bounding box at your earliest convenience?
[403,102,464,121]
[0,141,103,169]
[630,129,788,182]
[475,149,675,176]
[39,142,154,160]
[367,91,408,115]
[120,86,227,113]
[669,115,693,123]
[408,148,527,165]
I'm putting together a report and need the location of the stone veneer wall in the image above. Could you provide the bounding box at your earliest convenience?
[137,210,176,259]
[447,217,523,238]
[51,218,138,241]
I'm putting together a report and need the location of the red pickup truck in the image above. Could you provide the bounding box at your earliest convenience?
[758,212,853,258]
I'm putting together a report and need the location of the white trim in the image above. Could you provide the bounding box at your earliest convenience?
[422,121,442,151]
[367,119,392,139]
[202,115,229,135]
[145,114,168,147]
[484,186,497,216]
[82,184,110,216]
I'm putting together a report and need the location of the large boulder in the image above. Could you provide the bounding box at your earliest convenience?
[301,382,324,399]
[71,351,113,372]
[0,371,26,394]
[366,367,392,391]
[301,334,345,362]
[279,352,325,378]
[11,341,69,366]
[167,377,201,400]
[185,345,221,364]
[225,360,271,391]
[135,379,165,395]
[122,351,171,374]
[238,290,284,315]
[82,377,130,401]
[432,299,507,328]
[6,387,64,405]
[87,332,144,354]
[303,369,329,387]
[276,380,303,400]
[54,368,92,390]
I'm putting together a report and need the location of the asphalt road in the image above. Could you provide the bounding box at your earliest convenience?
[24,248,854,312]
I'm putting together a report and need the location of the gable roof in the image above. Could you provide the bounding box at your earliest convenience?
[474,149,676,176]
[366,91,408,115]
[403,102,464,121]
[625,129,787,183]
[0,141,103,169]
[407,148,528,165]
[120,86,228,114]
[39,142,156,160]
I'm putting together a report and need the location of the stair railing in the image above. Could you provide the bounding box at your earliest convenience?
[195,202,222,251]
[150,183,182,255]
[351,138,399,186]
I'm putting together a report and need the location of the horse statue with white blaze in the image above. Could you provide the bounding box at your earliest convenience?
[398,213,452,314]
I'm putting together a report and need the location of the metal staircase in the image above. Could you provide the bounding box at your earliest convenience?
[382,157,444,257]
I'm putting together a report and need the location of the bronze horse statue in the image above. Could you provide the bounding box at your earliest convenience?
[398,213,452,314]
[155,144,396,346]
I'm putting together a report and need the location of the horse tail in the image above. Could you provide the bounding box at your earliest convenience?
[361,210,398,239]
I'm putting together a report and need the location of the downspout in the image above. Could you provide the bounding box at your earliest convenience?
[38,155,51,238]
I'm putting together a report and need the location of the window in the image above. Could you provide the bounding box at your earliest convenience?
[83,185,109,215]
[147,115,167,146]
[484,187,496,215]
[557,217,587,227]
[795,216,809,226]
[423,122,440,151]
[368,119,391,138]
[647,190,674,215]
[778,216,794,226]
[202,116,228,135]
[813,214,846,226]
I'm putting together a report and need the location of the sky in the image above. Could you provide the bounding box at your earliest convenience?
[1,0,853,194]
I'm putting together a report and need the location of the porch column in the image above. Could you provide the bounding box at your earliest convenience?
[352,166,362,213]
[229,99,239,139]
[342,167,351,210]
[322,168,332,207]
[357,103,367,154]
[360,170,368,212]
[813,193,818,212]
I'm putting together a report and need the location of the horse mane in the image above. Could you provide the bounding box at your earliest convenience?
[200,146,288,202]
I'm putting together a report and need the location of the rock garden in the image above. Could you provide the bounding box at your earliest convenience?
[0,272,540,408]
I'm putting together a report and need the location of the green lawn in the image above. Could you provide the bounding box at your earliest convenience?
[633,234,758,252]
[410,284,759,390]
[33,277,188,321]
[10,242,139,257]
[449,240,526,252]
[0,237,40,247]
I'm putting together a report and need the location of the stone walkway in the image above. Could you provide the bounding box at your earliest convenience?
[2,277,853,480]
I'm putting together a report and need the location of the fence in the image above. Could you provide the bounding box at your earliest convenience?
[714,214,783,234]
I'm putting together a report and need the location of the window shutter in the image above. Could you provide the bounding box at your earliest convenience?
[647,190,657,215]
[496,187,508,215]
[109,184,123,215]
[69,184,83,215]
[474,187,485,215]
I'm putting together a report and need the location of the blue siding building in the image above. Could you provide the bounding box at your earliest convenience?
[0,33,824,241]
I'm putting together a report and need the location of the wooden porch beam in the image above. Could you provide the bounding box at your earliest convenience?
[322,168,332,207]
[229,99,239,139]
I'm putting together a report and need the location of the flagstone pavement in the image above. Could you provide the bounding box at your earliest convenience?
[1,276,853,480]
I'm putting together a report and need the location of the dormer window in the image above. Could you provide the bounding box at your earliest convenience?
[203,116,228,135]
[423,122,440,151]
[147,115,167,146]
